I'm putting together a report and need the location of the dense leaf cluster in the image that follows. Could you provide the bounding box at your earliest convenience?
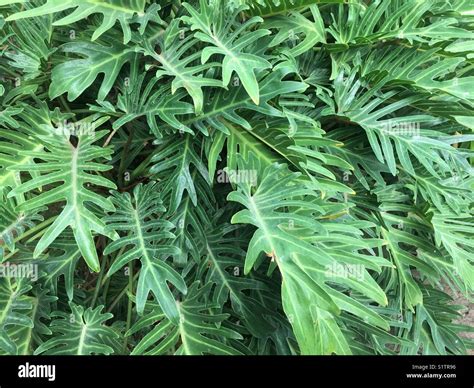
[0,0,473,355]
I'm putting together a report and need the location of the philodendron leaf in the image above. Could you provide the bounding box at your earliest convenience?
[228,156,389,354]
[0,278,33,355]
[245,0,346,17]
[34,303,118,355]
[49,40,137,101]
[129,283,243,355]
[182,1,272,105]
[8,122,118,272]
[104,182,187,321]
[5,0,146,43]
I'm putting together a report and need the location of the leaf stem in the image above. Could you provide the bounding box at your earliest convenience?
[19,216,57,243]
[90,254,108,308]
[124,263,134,350]
[106,272,139,313]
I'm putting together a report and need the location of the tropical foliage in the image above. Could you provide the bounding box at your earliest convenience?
[0,0,473,355]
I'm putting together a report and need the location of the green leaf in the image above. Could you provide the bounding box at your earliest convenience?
[246,0,346,17]
[49,39,136,101]
[150,135,210,212]
[34,302,118,355]
[199,222,276,337]
[183,1,272,105]
[1,287,56,355]
[129,282,243,355]
[228,157,389,354]
[104,182,187,320]
[40,233,81,301]
[141,19,222,114]
[266,5,326,57]
[0,191,43,255]
[0,277,33,355]
[111,62,194,136]
[431,212,474,291]
[8,122,118,272]
[5,0,146,43]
